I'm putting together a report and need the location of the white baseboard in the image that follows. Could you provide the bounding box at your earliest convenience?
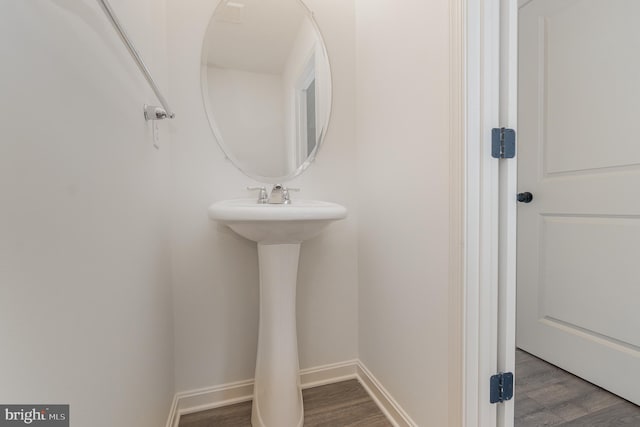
[166,359,415,427]
[300,359,359,389]
[165,377,255,427]
[356,362,417,427]
[165,394,179,427]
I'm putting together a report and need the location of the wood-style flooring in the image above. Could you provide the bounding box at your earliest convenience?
[181,350,640,426]
[515,348,640,426]
[178,379,392,427]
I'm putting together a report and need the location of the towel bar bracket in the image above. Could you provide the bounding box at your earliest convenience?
[97,0,176,121]
[144,105,173,121]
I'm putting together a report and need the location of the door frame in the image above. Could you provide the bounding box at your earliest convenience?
[458,0,518,425]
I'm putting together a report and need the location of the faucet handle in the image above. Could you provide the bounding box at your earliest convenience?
[247,186,268,204]
[282,186,300,204]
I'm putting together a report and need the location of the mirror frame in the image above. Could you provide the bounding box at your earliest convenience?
[200,0,333,184]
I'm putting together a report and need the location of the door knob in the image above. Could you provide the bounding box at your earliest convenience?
[517,192,533,203]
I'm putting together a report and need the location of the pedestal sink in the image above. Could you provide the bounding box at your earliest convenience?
[208,198,347,427]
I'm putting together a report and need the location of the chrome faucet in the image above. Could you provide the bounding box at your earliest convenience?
[249,185,299,204]
[268,185,286,204]
[269,184,300,204]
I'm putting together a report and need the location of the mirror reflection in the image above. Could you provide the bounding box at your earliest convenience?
[201,0,331,182]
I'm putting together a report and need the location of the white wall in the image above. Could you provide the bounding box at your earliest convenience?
[355,0,452,425]
[167,0,358,393]
[0,2,174,427]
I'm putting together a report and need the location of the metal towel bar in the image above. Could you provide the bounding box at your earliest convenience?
[97,0,175,120]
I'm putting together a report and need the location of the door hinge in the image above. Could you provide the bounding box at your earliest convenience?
[491,127,516,159]
[490,372,514,403]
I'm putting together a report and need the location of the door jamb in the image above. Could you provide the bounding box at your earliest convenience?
[459,0,518,426]
[497,0,518,424]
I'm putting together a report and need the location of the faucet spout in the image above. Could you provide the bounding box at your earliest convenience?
[268,185,285,204]
[267,185,300,204]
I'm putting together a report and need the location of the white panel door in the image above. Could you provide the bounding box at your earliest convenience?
[518,0,640,405]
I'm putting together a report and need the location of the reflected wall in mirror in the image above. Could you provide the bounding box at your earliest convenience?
[201,0,332,182]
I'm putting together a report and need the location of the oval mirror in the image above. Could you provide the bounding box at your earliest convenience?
[201,0,332,183]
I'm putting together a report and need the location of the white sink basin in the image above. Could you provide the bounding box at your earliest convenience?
[208,198,347,244]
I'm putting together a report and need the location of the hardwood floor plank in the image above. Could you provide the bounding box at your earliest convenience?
[515,409,565,427]
[179,401,252,427]
[304,400,390,427]
[572,388,624,414]
[515,358,565,394]
[526,379,594,408]
[559,401,640,426]
[303,380,372,414]
[547,388,623,423]
[515,394,547,420]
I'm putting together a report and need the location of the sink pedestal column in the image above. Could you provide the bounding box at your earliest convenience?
[252,243,304,427]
